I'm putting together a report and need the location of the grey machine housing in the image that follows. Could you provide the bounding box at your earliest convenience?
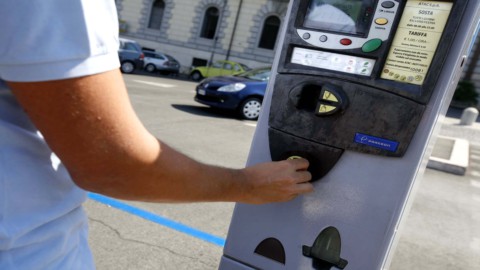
[221,0,480,269]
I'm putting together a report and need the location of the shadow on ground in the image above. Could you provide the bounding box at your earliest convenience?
[171,104,241,120]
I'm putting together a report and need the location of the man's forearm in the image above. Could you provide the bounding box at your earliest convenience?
[10,69,313,204]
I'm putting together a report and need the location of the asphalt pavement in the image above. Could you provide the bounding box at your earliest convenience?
[85,74,480,270]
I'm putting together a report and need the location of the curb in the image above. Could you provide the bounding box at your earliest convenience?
[427,136,469,175]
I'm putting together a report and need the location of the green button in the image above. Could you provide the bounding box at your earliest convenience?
[362,39,382,53]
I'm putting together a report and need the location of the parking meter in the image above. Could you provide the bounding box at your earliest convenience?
[220,0,480,269]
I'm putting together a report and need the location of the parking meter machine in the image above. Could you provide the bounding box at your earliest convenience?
[221,0,480,269]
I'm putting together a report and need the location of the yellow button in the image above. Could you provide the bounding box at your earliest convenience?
[318,105,337,114]
[323,91,339,102]
[287,156,303,160]
[375,18,388,25]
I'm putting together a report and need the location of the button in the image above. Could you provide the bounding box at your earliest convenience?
[322,91,339,102]
[303,33,311,40]
[287,156,303,160]
[359,68,370,75]
[319,35,328,42]
[375,18,388,25]
[362,39,383,53]
[315,84,346,117]
[340,39,352,46]
[318,105,337,114]
[381,1,396,9]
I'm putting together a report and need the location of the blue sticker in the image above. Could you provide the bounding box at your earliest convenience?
[354,133,399,152]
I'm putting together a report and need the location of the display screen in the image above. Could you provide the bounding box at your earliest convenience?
[304,0,376,36]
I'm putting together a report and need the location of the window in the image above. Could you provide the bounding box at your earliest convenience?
[144,52,155,58]
[148,0,165,30]
[200,7,220,39]
[212,61,223,68]
[154,54,166,60]
[192,58,208,68]
[223,63,233,70]
[121,41,141,52]
[145,52,165,60]
[258,16,281,50]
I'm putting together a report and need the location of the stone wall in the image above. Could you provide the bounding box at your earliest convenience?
[115,0,480,89]
[116,0,288,72]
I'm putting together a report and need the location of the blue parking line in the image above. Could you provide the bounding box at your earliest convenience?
[88,193,226,247]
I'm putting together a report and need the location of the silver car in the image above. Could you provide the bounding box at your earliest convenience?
[143,51,180,75]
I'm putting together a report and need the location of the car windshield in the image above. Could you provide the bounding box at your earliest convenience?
[122,41,141,52]
[237,68,271,81]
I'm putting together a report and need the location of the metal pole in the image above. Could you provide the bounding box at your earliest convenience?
[226,0,243,60]
[208,0,228,67]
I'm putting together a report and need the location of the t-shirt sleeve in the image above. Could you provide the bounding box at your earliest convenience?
[0,0,120,82]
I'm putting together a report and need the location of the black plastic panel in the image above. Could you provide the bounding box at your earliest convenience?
[269,74,425,157]
[269,128,344,181]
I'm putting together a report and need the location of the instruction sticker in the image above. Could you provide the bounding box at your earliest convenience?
[381,0,453,85]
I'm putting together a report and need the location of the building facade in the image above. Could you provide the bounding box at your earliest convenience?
[116,0,479,105]
[115,0,289,73]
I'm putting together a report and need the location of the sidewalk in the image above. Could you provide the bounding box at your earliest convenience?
[427,107,480,175]
[441,107,480,144]
[390,107,480,270]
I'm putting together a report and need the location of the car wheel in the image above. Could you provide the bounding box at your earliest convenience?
[145,64,156,73]
[120,61,135,74]
[239,97,262,120]
[191,71,203,81]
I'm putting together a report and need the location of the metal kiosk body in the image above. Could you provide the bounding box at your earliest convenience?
[220,0,480,269]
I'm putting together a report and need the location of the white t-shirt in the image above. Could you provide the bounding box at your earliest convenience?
[0,0,120,269]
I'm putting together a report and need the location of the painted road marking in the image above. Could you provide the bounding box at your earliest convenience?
[88,193,226,247]
[133,80,176,88]
[243,122,257,127]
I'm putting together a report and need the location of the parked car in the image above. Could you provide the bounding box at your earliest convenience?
[194,67,271,120]
[190,60,250,81]
[118,38,144,74]
[143,50,180,75]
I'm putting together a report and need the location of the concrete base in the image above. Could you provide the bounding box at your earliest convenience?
[427,136,469,175]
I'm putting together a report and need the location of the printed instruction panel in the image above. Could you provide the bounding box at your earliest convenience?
[381,0,453,85]
[291,47,376,76]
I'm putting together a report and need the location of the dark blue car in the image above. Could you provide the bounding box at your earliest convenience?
[194,67,271,120]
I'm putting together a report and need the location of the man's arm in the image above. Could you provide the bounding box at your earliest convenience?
[9,69,313,204]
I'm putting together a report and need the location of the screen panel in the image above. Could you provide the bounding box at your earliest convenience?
[304,0,377,36]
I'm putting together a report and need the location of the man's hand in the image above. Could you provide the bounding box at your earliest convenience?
[239,158,313,204]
